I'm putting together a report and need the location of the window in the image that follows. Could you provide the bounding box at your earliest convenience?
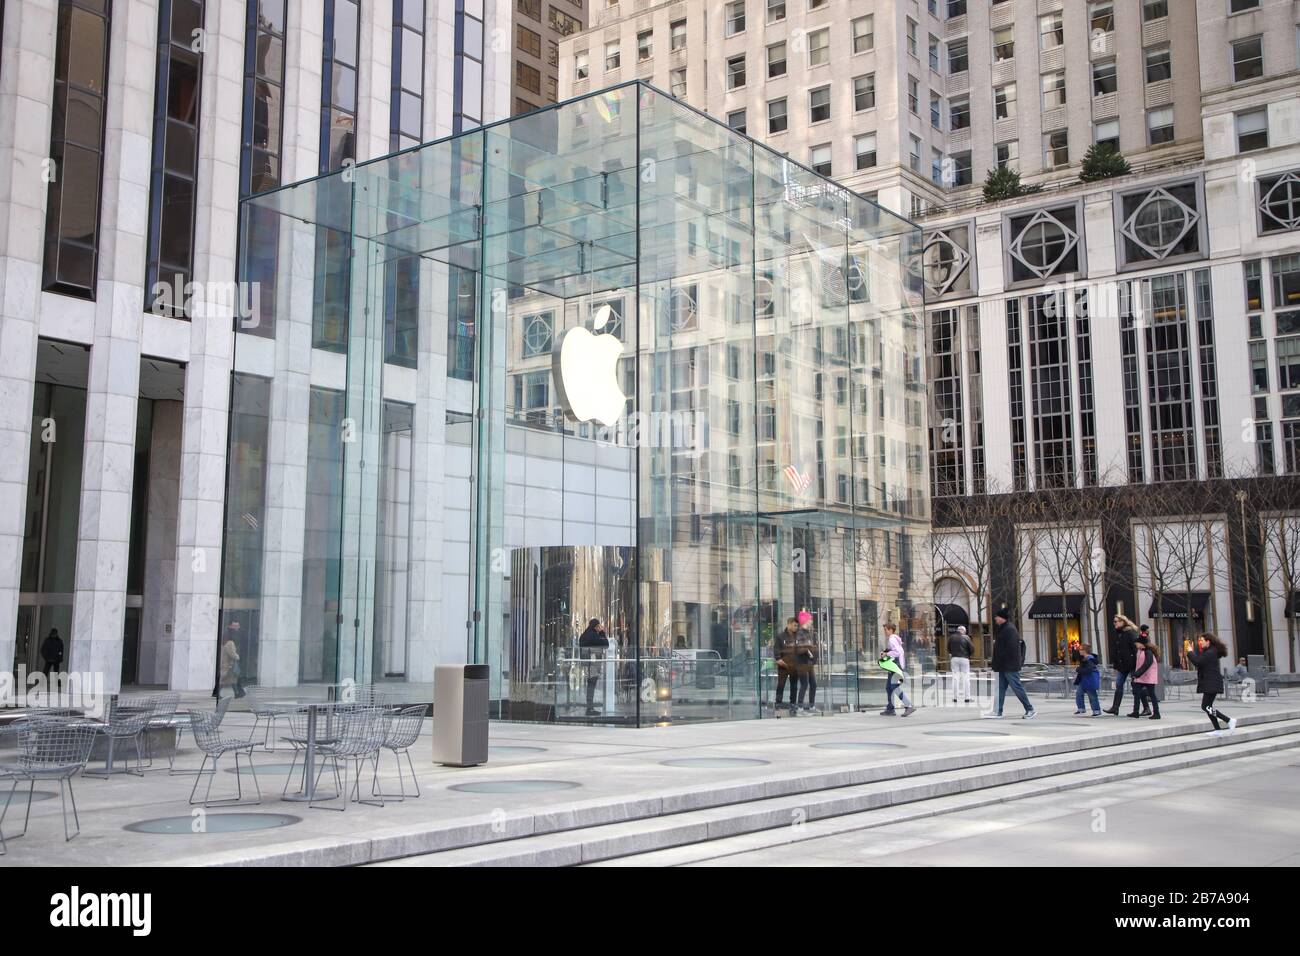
[909,135,922,172]
[1147,107,1174,145]
[1145,46,1171,84]
[853,74,875,111]
[1230,0,1259,12]
[1094,120,1119,152]
[320,0,359,173]
[1039,12,1063,51]
[516,61,540,94]
[852,16,874,53]
[948,37,968,73]
[995,82,1017,120]
[1041,71,1066,110]
[768,97,788,134]
[993,26,1014,62]
[517,0,540,20]
[996,141,1018,170]
[575,50,589,80]
[950,96,969,131]
[455,2,485,131]
[908,76,919,113]
[637,30,652,61]
[727,109,746,134]
[145,0,206,316]
[1252,340,1272,390]
[809,85,830,123]
[670,67,687,98]
[948,0,966,17]
[931,148,944,184]
[1258,170,1300,234]
[43,0,113,297]
[1119,182,1202,264]
[808,28,829,66]
[726,1,745,36]
[1232,36,1263,82]
[767,42,786,78]
[1280,338,1300,390]
[1093,60,1117,96]
[1142,0,1167,22]
[810,144,832,176]
[922,226,973,298]
[1007,205,1081,282]
[550,5,580,35]
[809,0,827,9]
[930,35,940,72]
[907,18,918,58]
[392,0,425,149]
[604,40,620,72]
[952,151,972,187]
[670,19,686,51]
[1090,3,1114,34]
[855,133,877,170]
[727,54,745,89]
[930,92,942,128]
[1275,254,1300,309]
[1043,130,1069,169]
[767,0,786,24]
[1245,260,1264,311]
[1236,108,1268,152]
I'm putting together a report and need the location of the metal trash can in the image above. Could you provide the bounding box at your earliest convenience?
[432,664,490,767]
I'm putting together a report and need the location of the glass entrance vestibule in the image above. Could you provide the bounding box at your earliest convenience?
[229,82,931,724]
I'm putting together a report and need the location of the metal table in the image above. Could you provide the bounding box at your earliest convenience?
[282,702,345,803]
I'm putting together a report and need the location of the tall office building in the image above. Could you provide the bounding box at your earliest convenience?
[0,0,512,693]
[561,0,1300,674]
[511,0,586,114]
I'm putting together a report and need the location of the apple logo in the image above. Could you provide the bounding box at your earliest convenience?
[553,303,626,427]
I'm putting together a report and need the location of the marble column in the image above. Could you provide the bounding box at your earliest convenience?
[138,399,181,684]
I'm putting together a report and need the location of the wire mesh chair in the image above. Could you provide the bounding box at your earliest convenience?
[279,705,346,797]
[245,686,298,751]
[187,711,262,807]
[83,696,156,777]
[310,707,388,811]
[0,718,97,853]
[128,693,182,771]
[372,705,426,801]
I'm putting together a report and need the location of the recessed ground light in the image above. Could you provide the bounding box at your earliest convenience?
[125,813,301,834]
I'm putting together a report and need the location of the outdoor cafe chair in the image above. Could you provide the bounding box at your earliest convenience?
[187,710,262,808]
[372,704,426,801]
[310,707,387,811]
[83,695,156,777]
[0,717,97,854]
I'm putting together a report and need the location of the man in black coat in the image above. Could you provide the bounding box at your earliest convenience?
[983,607,1036,719]
[578,618,609,717]
[1105,615,1139,715]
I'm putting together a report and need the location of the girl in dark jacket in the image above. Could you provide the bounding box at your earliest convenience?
[1072,644,1102,717]
[1186,633,1236,736]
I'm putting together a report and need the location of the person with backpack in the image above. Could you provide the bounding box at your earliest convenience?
[1187,633,1236,736]
[1104,614,1140,715]
[1072,643,1102,717]
[983,606,1036,719]
[947,625,974,703]
[1130,633,1160,719]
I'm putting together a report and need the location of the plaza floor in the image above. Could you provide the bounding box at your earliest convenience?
[0,689,1296,867]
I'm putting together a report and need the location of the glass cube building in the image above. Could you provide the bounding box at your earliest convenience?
[226,82,931,724]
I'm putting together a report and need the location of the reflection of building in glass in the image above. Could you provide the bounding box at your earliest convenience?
[228,81,930,724]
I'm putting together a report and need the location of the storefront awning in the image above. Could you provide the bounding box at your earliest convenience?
[1285,591,1300,618]
[1027,594,1084,620]
[934,604,969,627]
[1148,592,1211,620]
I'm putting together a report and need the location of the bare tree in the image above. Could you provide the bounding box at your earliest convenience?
[1238,470,1300,672]
[930,481,1005,660]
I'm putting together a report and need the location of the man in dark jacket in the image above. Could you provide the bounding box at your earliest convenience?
[983,608,1036,719]
[39,628,64,678]
[1104,615,1139,715]
[578,618,609,716]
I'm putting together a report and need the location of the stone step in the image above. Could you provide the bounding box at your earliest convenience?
[373,715,1300,867]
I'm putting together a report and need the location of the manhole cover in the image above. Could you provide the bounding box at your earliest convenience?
[924,730,1011,738]
[225,763,299,774]
[811,742,907,752]
[0,790,56,806]
[660,757,770,768]
[449,780,580,794]
[489,746,547,755]
[125,813,301,834]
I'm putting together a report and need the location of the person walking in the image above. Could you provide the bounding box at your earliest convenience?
[1130,633,1161,719]
[1072,643,1102,717]
[773,617,800,714]
[218,629,243,701]
[880,623,916,717]
[578,618,608,717]
[1104,614,1139,715]
[947,625,974,703]
[794,613,818,715]
[983,606,1036,719]
[1187,633,1236,736]
[39,628,64,679]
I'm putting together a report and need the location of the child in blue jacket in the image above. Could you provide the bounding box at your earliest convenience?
[1073,644,1102,717]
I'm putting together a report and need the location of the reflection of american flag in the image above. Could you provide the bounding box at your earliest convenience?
[783,465,812,496]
